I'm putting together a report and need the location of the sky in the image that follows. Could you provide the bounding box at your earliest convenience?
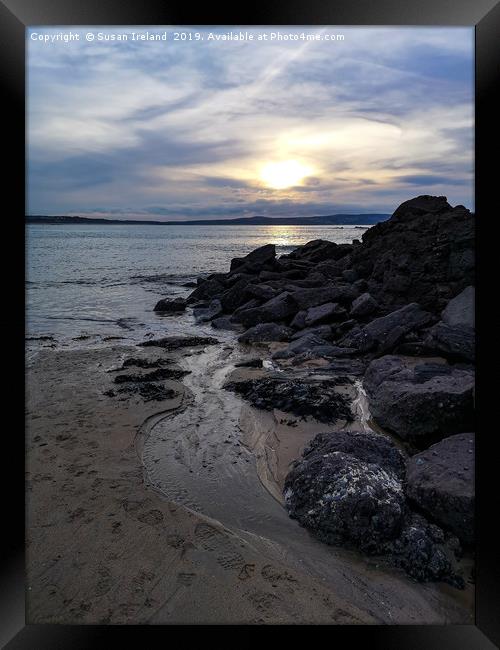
[27,26,474,220]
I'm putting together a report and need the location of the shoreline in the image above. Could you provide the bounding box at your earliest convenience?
[26,337,473,624]
[26,195,475,624]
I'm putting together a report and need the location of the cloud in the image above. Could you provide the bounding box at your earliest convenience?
[27,26,474,216]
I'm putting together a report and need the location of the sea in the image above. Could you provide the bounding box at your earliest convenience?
[26,223,370,346]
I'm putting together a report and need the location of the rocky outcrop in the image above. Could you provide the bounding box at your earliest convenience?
[407,433,475,544]
[364,356,474,447]
[139,336,218,350]
[156,195,475,585]
[154,297,186,312]
[441,286,475,328]
[229,243,276,273]
[238,323,293,343]
[341,303,433,354]
[284,430,463,585]
[224,376,353,424]
[349,292,378,318]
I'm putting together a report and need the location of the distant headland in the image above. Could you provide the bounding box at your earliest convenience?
[26,213,390,226]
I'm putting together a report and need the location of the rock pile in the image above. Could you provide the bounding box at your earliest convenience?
[155,196,475,585]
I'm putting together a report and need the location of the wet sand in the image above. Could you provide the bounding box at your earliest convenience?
[26,339,474,624]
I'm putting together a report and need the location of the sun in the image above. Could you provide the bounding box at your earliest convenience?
[259,160,313,189]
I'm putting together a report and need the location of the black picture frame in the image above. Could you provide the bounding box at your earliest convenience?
[2,0,499,646]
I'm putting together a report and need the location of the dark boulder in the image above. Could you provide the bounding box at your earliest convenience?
[284,431,406,553]
[139,336,218,350]
[363,355,412,396]
[187,277,225,303]
[441,286,474,328]
[350,196,474,313]
[220,275,254,312]
[284,429,463,585]
[425,322,475,362]
[244,283,278,302]
[365,357,475,446]
[342,269,358,283]
[229,244,276,272]
[211,316,243,331]
[272,333,332,359]
[391,195,452,220]
[237,292,298,328]
[341,303,433,353]
[193,299,222,322]
[290,325,332,341]
[388,512,462,586]
[235,358,263,368]
[153,297,186,312]
[225,376,353,424]
[406,433,474,544]
[238,323,294,344]
[283,239,353,264]
[350,292,378,318]
[304,302,346,327]
[290,310,307,329]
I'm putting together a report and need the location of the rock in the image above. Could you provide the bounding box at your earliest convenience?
[342,269,358,283]
[388,512,463,587]
[341,303,433,353]
[303,430,407,478]
[220,276,254,312]
[284,431,406,553]
[288,286,336,310]
[272,333,332,359]
[230,244,276,272]
[366,358,475,446]
[325,359,367,375]
[406,433,474,544]
[425,322,475,362]
[350,292,378,318]
[284,239,353,263]
[153,297,186,312]
[238,323,293,344]
[304,302,346,327]
[225,376,353,424]
[187,277,224,303]
[391,195,452,220]
[290,325,332,341]
[244,283,278,302]
[284,429,463,586]
[139,336,218,350]
[211,316,243,331]
[363,355,411,395]
[290,310,307,329]
[114,367,188,383]
[290,284,356,311]
[118,357,171,370]
[441,286,474,328]
[352,196,474,313]
[193,299,223,322]
[235,358,263,368]
[353,278,368,293]
[237,292,298,328]
[231,298,261,318]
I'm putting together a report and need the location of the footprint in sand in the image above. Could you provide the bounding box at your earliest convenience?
[137,509,164,526]
[177,572,196,587]
[194,522,246,572]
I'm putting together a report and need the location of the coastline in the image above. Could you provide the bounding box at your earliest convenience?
[26,338,473,624]
[26,195,475,624]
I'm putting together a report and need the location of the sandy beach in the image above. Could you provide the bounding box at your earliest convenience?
[26,337,473,624]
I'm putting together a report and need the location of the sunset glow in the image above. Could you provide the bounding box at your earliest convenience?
[259,160,314,189]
